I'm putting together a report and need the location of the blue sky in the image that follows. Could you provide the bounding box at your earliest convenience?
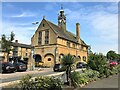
[1,2,118,54]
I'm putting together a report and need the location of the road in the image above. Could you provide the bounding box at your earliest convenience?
[0,68,58,83]
[0,68,83,83]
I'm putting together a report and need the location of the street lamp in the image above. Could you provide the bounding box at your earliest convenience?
[32,22,39,30]
[30,22,39,70]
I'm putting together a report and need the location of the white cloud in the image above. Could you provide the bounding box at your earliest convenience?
[1,22,35,44]
[90,12,118,40]
[9,11,38,18]
[64,3,118,54]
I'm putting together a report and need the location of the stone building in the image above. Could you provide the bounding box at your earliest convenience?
[31,7,89,67]
[1,40,32,63]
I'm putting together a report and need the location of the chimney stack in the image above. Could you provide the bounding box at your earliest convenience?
[76,23,80,43]
[15,40,18,43]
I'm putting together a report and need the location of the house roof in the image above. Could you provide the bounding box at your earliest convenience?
[11,42,32,48]
[45,19,88,47]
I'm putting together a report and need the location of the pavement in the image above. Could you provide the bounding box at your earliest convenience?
[82,74,119,88]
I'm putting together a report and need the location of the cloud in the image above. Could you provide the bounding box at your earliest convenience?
[1,22,35,44]
[64,2,118,54]
[9,11,38,18]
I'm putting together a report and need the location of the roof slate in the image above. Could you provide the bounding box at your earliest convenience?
[45,19,88,46]
[11,42,32,48]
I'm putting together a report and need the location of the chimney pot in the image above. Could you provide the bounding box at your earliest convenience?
[15,40,18,43]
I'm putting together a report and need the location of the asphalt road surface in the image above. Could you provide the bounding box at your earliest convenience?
[1,68,59,83]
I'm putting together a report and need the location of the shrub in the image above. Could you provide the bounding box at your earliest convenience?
[71,71,88,88]
[34,76,63,90]
[83,69,100,81]
[15,75,63,90]
[17,74,34,89]
[71,70,100,88]
[116,64,120,73]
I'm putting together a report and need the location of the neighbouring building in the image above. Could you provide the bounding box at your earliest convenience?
[1,40,32,63]
[31,7,89,67]
[0,39,5,62]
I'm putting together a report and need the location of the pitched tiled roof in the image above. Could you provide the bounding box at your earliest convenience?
[45,19,88,47]
[11,42,32,48]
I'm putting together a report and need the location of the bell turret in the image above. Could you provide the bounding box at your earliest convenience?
[58,5,66,31]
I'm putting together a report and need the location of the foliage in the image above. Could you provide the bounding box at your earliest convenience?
[61,53,75,86]
[71,70,100,88]
[83,69,100,81]
[1,32,15,61]
[88,53,107,71]
[109,65,120,75]
[16,74,63,90]
[106,50,120,61]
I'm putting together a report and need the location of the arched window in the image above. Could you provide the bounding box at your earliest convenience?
[45,30,49,44]
[83,56,86,62]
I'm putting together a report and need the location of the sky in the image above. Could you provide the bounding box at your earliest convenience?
[1,2,118,55]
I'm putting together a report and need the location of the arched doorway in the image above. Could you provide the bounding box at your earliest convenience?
[34,54,42,67]
[78,56,81,61]
[44,53,54,67]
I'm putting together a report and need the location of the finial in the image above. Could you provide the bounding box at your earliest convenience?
[43,16,46,19]
[61,4,63,10]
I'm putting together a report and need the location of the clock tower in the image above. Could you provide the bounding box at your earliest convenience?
[58,5,66,31]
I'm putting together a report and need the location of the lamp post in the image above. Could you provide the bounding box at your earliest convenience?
[32,22,39,30]
[30,22,39,70]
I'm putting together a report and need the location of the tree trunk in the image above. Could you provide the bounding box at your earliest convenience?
[69,66,72,86]
[66,67,69,84]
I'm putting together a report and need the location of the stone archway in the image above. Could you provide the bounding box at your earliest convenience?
[34,54,42,67]
[78,56,81,61]
[44,53,54,67]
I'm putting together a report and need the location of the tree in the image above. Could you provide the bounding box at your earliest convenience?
[87,53,107,72]
[1,32,15,61]
[61,54,74,86]
[106,50,117,60]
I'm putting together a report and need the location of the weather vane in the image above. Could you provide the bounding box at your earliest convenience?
[61,4,63,9]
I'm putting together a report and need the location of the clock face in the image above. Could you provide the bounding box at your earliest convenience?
[59,19,61,22]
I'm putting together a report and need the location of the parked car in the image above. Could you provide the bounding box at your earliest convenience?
[2,62,16,73]
[110,60,118,66]
[13,62,27,71]
[53,64,66,72]
[76,62,87,69]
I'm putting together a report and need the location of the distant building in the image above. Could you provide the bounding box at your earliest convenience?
[0,39,5,61]
[1,40,32,62]
[31,7,89,67]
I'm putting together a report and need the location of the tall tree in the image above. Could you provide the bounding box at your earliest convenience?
[1,32,15,61]
[61,54,74,86]
[88,53,107,71]
[106,50,117,60]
